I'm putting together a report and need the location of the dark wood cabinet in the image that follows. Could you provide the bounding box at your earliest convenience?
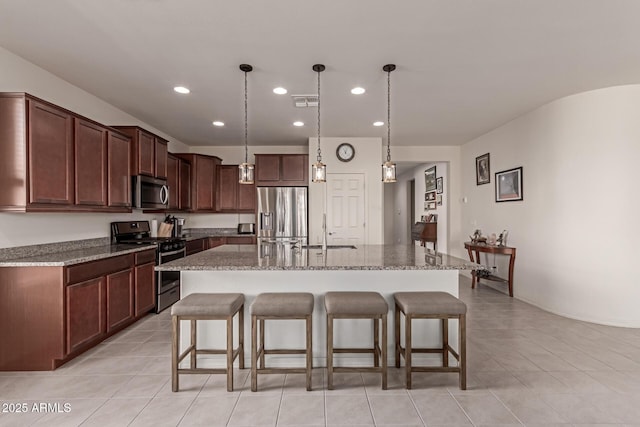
[167,154,180,210]
[107,131,131,207]
[112,126,169,179]
[106,268,134,332]
[255,154,308,186]
[180,160,192,210]
[74,118,108,206]
[225,236,256,245]
[28,99,75,205]
[186,238,207,255]
[134,249,156,317]
[175,153,221,212]
[66,277,106,354]
[0,93,131,213]
[216,164,257,213]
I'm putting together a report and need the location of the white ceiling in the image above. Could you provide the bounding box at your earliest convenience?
[2,0,640,147]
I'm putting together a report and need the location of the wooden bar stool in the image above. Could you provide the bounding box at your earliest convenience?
[250,292,314,392]
[171,293,244,392]
[394,291,466,389]
[324,291,388,390]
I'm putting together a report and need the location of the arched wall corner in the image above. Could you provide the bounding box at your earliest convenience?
[461,84,640,327]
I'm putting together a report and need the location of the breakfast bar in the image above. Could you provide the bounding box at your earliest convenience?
[157,244,481,367]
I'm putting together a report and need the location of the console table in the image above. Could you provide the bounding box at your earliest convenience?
[464,242,516,297]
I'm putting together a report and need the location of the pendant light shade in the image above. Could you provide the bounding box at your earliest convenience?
[312,64,326,183]
[382,64,397,183]
[239,64,254,184]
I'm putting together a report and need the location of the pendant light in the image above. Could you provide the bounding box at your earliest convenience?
[238,64,255,184]
[382,64,397,183]
[311,64,326,183]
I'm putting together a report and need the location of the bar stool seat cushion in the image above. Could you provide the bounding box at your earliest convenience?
[394,291,466,315]
[325,291,388,315]
[251,292,314,316]
[171,293,244,317]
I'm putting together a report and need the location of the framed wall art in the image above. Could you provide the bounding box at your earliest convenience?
[495,166,523,202]
[476,153,490,185]
[424,166,437,192]
[437,194,443,206]
[424,201,437,210]
[436,177,443,194]
[424,191,436,201]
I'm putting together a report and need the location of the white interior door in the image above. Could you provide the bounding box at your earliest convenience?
[326,173,366,245]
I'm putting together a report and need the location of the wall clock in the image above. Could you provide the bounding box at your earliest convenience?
[336,143,355,162]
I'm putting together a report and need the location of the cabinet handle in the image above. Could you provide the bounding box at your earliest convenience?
[160,185,169,205]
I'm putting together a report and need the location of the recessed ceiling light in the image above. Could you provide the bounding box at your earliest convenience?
[351,87,365,95]
[212,121,225,127]
[273,87,288,95]
[174,86,190,94]
[373,121,384,126]
[293,121,304,127]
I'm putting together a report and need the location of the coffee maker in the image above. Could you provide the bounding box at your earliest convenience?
[165,215,186,238]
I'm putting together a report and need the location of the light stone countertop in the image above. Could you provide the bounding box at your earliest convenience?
[182,228,255,241]
[0,244,156,267]
[156,244,483,271]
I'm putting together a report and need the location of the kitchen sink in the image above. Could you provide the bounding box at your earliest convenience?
[301,244,357,250]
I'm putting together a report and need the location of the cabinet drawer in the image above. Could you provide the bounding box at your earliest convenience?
[135,249,156,265]
[226,236,255,245]
[66,254,134,284]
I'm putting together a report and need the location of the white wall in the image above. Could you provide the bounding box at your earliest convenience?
[308,138,384,245]
[0,46,191,248]
[461,84,640,327]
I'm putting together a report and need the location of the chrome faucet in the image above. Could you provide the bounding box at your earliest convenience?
[322,213,327,251]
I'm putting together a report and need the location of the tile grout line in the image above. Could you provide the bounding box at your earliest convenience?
[447,387,477,427]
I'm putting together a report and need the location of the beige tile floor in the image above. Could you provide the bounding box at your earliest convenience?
[2,275,640,426]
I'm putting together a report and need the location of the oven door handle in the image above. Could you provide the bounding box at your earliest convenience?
[159,248,186,258]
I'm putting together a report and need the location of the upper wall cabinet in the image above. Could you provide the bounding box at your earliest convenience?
[255,154,308,186]
[0,93,131,212]
[174,153,221,212]
[111,126,168,179]
[216,164,256,213]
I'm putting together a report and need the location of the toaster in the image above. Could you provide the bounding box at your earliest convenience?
[237,223,255,234]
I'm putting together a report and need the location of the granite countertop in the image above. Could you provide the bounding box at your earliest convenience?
[0,244,155,267]
[156,244,483,271]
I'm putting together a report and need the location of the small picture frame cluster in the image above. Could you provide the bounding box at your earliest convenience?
[495,166,523,202]
[476,153,490,185]
[424,191,436,201]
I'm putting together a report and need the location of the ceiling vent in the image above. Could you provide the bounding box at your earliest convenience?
[291,94,319,108]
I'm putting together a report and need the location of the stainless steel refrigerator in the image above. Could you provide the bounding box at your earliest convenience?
[257,187,308,244]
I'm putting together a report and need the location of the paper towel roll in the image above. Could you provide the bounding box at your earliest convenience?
[150,219,158,237]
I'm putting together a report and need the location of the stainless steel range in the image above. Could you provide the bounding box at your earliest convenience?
[111,220,186,313]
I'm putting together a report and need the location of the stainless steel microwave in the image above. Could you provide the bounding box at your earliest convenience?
[132,175,169,209]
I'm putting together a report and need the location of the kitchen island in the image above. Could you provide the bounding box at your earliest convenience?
[157,244,481,367]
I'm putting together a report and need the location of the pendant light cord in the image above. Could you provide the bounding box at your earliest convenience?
[244,69,248,164]
[386,68,391,163]
[317,69,322,162]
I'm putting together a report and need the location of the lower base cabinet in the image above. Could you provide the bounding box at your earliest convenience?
[0,249,155,371]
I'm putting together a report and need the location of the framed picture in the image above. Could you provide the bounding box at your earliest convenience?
[436,177,443,194]
[476,153,490,185]
[420,215,429,222]
[424,201,437,210]
[437,194,443,206]
[429,213,438,222]
[495,166,523,202]
[424,166,437,192]
[424,191,436,201]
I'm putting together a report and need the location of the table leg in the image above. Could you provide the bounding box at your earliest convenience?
[508,251,516,297]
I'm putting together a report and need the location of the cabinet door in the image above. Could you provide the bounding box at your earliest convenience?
[135,262,155,317]
[208,237,225,248]
[255,155,280,184]
[216,165,237,212]
[108,131,131,207]
[167,154,180,210]
[74,119,108,206]
[28,100,74,205]
[238,180,256,212]
[185,238,205,255]
[281,154,308,184]
[106,268,134,332]
[155,138,168,179]
[179,160,191,210]
[137,130,155,176]
[226,236,255,245]
[195,156,215,211]
[66,277,106,354]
